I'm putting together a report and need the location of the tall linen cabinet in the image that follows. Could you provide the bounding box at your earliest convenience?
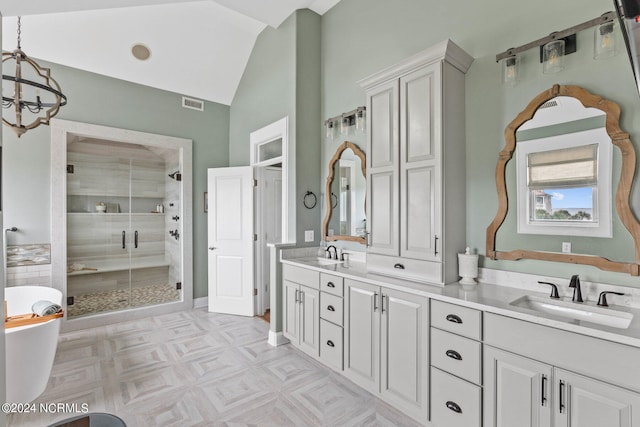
[359,39,473,285]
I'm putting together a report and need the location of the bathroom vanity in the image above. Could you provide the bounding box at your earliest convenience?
[280,255,640,427]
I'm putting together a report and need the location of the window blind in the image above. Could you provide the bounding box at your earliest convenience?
[527,143,598,189]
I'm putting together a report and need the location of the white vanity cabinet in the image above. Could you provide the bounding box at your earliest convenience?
[282,264,320,357]
[429,300,483,427]
[343,278,429,421]
[359,39,472,285]
[319,272,345,370]
[484,313,640,427]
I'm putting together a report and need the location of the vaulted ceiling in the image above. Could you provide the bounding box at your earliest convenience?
[1,0,340,105]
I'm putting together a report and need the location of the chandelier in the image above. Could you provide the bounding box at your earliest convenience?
[2,17,67,137]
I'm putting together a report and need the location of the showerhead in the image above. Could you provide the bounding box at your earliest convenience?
[168,171,182,181]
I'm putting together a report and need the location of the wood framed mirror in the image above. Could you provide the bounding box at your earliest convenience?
[486,84,640,275]
[322,141,367,244]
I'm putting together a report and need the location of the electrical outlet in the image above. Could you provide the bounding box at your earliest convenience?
[562,242,571,253]
[305,230,314,242]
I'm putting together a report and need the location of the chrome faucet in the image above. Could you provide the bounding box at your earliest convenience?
[569,274,583,303]
[326,245,338,260]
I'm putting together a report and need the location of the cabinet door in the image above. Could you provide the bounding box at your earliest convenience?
[484,346,552,427]
[366,80,399,256]
[282,280,299,344]
[399,64,441,261]
[344,280,380,392]
[555,368,640,427]
[380,288,428,419]
[299,286,320,357]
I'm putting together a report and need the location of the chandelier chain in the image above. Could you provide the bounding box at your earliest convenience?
[17,16,21,49]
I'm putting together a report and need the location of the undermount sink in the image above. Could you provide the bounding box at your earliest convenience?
[510,295,634,329]
[298,257,343,266]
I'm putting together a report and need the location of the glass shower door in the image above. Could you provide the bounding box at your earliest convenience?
[128,154,180,309]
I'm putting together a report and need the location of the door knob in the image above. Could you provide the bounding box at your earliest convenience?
[208,246,217,251]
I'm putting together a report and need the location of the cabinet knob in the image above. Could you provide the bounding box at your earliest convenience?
[326,340,335,347]
[446,314,463,324]
[208,246,217,251]
[327,305,335,312]
[445,349,463,361]
[446,401,462,414]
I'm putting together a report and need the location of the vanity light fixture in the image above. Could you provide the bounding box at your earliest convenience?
[324,106,366,140]
[496,11,617,78]
[2,17,67,137]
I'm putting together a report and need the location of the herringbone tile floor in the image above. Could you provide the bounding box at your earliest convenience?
[8,309,423,427]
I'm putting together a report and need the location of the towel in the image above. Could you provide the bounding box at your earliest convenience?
[32,300,63,317]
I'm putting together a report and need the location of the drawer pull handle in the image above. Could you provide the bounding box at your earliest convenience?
[327,305,335,312]
[446,314,463,324]
[445,349,462,361]
[327,340,335,347]
[446,401,462,414]
[394,263,405,269]
[327,282,335,288]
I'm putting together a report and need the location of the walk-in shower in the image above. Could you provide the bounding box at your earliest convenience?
[51,119,193,331]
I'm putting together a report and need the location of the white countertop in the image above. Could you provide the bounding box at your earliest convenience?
[281,256,640,348]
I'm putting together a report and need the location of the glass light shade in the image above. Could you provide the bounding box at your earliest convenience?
[355,110,366,132]
[325,121,334,139]
[594,22,619,60]
[501,56,519,85]
[542,39,565,74]
[340,116,350,136]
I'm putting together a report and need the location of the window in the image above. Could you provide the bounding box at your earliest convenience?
[516,128,612,237]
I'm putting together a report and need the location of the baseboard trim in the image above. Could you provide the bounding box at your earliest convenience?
[193,297,208,309]
[268,330,289,347]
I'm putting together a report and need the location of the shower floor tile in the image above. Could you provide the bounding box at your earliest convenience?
[67,284,180,318]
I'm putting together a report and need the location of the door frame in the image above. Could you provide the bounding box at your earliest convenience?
[250,117,289,316]
[50,119,193,332]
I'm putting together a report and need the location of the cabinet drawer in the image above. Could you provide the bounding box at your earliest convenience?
[431,327,481,385]
[431,367,481,427]
[431,300,482,340]
[320,273,344,296]
[320,319,343,370]
[320,292,343,326]
[283,264,319,289]
[366,253,442,284]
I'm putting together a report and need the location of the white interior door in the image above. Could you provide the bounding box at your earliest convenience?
[207,166,255,316]
[259,166,282,312]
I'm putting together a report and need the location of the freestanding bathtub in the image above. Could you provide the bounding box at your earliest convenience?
[5,286,63,403]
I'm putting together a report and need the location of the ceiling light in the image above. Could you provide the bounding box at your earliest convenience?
[2,17,67,138]
[132,44,151,61]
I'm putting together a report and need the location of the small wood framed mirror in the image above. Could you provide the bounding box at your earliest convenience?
[322,141,367,244]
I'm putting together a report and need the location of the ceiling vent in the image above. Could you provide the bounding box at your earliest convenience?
[182,96,204,112]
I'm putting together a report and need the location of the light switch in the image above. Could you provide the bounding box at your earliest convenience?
[305,230,314,242]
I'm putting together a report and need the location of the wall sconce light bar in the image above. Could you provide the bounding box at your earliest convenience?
[496,11,616,62]
[324,106,366,127]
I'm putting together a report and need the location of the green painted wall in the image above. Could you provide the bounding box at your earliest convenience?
[229,9,322,246]
[320,0,640,287]
[2,60,230,299]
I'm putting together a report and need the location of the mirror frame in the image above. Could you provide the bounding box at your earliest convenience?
[486,84,640,275]
[322,141,367,244]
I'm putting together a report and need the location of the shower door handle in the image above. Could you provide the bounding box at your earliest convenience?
[122,231,126,249]
[134,230,139,248]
